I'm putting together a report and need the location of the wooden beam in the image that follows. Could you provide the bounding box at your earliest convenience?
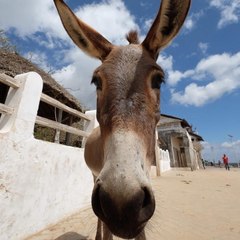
[54,109,63,143]
[65,116,73,145]
[0,103,14,115]
[36,116,89,138]
[40,93,92,122]
[0,73,20,89]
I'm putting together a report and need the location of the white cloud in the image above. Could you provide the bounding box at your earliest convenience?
[24,51,52,73]
[74,0,138,45]
[140,1,151,8]
[52,49,100,110]
[157,54,196,86]
[0,0,66,39]
[144,18,153,32]
[184,18,195,31]
[198,42,209,55]
[168,70,194,86]
[170,52,240,106]
[210,0,240,28]
[183,10,204,32]
[222,140,240,148]
[157,55,173,72]
[157,54,195,86]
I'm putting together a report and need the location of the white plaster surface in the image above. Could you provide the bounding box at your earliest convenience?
[0,138,93,240]
[159,149,171,173]
[0,73,93,240]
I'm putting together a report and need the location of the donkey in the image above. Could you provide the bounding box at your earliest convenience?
[54,0,191,239]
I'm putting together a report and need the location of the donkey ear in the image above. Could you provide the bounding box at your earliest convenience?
[54,0,113,61]
[142,0,191,59]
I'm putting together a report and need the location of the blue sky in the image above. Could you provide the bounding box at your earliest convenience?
[1,0,240,162]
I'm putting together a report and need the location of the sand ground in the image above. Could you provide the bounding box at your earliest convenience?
[26,167,240,240]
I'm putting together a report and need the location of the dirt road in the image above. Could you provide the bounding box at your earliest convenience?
[27,167,240,240]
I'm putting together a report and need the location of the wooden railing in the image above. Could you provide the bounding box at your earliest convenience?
[0,102,14,115]
[0,73,19,115]
[0,73,20,88]
[0,73,92,143]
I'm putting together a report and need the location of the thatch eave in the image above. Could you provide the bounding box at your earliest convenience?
[0,50,83,113]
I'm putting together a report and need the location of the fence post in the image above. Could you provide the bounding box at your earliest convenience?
[155,130,161,176]
[82,110,98,147]
[0,72,43,141]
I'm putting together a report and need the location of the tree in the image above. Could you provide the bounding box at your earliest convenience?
[0,29,16,52]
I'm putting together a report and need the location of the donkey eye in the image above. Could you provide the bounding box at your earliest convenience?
[151,74,163,89]
[91,76,102,90]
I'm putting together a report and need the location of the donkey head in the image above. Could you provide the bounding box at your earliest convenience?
[54,0,191,238]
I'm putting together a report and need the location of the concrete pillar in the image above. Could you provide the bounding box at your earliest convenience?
[0,72,43,141]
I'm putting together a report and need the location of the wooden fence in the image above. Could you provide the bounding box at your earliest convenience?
[0,73,19,115]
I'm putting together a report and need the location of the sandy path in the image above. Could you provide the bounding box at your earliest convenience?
[27,167,240,240]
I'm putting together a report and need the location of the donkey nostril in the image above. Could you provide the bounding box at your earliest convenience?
[92,182,114,222]
[138,187,155,224]
[92,183,105,220]
[142,187,152,208]
[95,178,101,184]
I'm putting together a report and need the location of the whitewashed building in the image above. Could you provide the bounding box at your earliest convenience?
[157,114,204,170]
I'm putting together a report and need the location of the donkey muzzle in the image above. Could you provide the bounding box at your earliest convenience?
[92,180,155,239]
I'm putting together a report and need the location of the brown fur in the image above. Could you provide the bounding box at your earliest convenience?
[126,30,140,44]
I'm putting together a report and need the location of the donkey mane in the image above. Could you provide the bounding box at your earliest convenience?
[126,30,140,44]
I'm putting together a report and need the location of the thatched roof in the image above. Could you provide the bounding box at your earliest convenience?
[0,50,84,123]
[0,50,83,112]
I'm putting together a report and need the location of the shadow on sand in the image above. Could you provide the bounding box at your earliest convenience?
[55,232,90,240]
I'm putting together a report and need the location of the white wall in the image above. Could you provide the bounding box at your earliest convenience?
[159,149,171,173]
[186,131,199,170]
[151,147,171,177]
[0,73,93,240]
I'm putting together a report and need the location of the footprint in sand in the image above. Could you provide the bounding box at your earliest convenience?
[181,180,192,184]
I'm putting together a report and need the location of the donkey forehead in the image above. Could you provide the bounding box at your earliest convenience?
[95,44,161,81]
[107,44,144,66]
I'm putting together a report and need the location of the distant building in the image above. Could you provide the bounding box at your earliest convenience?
[157,114,204,170]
